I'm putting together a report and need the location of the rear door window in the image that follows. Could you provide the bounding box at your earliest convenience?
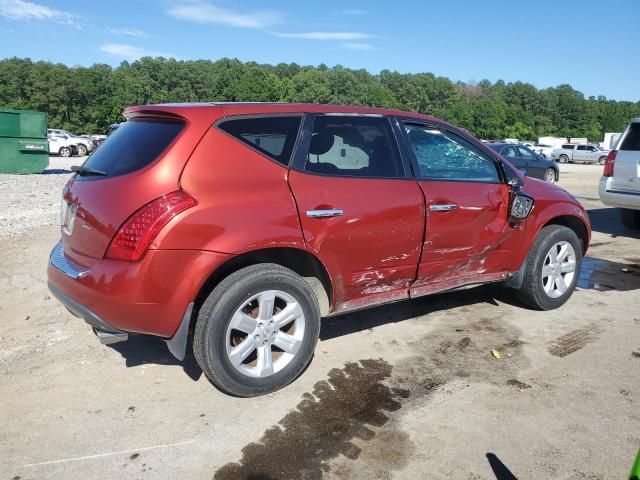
[303,115,404,178]
[218,115,301,166]
[620,123,640,151]
[79,118,184,180]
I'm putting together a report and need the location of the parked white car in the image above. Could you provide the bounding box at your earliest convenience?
[532,143,555,158]
[599,118,640,229]
[47,128,95,156]
[47,134,77,157]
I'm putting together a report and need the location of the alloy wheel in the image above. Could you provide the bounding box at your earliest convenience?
[225,290,305,378]
[541,241,577,298]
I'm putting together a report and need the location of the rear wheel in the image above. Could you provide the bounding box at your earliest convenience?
[59,147,71,157]
[516,225,582,310]
[558,154,569,164]
[598,156,607,165]
[544,168,556,183]
[620,209,640,230]
[194,264,321,397]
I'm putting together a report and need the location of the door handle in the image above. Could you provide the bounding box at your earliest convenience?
[429,204,457,212]
[306,209,344,218]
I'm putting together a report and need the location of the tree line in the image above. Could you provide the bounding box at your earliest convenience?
[1,56,638,141]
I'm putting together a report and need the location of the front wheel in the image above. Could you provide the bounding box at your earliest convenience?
[516,225,582,310]
[193,264,321,397]
[544,168,556,183]
[76,144,88,156]
[598,156,607,165]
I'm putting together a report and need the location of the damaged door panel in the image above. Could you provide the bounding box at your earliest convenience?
[288,114,425,312]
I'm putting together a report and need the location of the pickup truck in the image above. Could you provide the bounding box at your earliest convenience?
[552,144,609,165]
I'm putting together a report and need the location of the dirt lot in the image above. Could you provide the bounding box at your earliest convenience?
[1,161,639,480]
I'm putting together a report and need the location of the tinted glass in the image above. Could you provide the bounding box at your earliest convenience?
[405,125,499,182]
[219,116,301,166]
[304,116,403,178]
[577,145,588,150]
[79,118,184,180]
[562,144,573,149]
[620,123,640,151]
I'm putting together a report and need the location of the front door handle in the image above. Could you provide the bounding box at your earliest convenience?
[429,204,457,212]
[307,209,344,218]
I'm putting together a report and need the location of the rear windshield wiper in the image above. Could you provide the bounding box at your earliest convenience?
[71,165,107,176]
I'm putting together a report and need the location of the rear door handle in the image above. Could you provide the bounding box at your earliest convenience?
[429,204,457,212]
[306,209,344,218]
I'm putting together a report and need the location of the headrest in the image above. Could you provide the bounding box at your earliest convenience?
[309,133,335,156]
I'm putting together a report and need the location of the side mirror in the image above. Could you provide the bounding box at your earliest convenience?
[510,193,534,221]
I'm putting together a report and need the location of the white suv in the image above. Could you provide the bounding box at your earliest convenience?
[599,118,640,228]
[47,129,95,156]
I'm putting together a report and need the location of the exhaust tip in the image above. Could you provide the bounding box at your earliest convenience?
[93,328,128,345]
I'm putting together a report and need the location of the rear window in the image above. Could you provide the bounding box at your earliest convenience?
[218,115,301,166]
[561,144,574,149]
[620,123,640,151]
[78,118,184,179]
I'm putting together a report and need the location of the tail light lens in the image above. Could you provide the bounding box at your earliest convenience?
[603,150,617,177]
[106,190,197,261]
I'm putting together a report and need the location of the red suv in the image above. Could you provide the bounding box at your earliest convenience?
[48,103,590,396]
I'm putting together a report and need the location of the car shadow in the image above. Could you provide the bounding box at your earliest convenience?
[588,207,640,240]
[42,168,72,174]
[578,256,640,292]
[108,334,203,381]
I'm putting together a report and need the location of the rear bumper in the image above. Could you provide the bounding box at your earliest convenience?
[47,242,231,338]
[599,177,640,210]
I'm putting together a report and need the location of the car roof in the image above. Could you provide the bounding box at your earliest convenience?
[124,101,443,124]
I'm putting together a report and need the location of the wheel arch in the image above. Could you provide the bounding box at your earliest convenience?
[194,247,333,317]
[543,215,589,254]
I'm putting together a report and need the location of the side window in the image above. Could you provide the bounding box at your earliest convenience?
[218,116,301,166]
[562,144,573,149]
[517,146,536,159]
[577,145,588,151]
[304,115,403,178]
[501,146,518,158]
[405,125,500,182]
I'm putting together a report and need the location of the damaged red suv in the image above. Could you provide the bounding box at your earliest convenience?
[48,103,590,396]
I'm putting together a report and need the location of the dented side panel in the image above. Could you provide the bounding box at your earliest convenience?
[412,181,524,296]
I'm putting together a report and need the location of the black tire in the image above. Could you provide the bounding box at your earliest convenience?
[558,154,569,164]
[620,209,640,230]
[193,264,321,397]
[598,156,607,165]
[516,225,582,310]
[77,144,88,156]
[59,147,71,157]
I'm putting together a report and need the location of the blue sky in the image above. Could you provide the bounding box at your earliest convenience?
[0,0,638,101]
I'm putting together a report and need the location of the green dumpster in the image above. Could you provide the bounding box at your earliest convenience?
[0,109,49,173]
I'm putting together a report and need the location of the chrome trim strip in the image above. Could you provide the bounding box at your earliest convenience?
[306,209,344,218]
[50,242,90,279]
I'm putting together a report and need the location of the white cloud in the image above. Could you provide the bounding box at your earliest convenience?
[167,1,282,29]
[339,9,367,16]
[0,0,77,24]
[342,42,373,51]
[100,43,172,61]
[109,27,146,37]
[272,31,374,41]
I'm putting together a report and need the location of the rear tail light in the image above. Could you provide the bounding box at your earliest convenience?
[603,150,617,177]
[106,190,197,261]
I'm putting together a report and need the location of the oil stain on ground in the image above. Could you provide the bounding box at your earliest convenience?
[214,359,408,480]
[547,322,603,358]
[214,314,527,480]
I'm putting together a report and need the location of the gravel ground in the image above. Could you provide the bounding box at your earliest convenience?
[0,156,84,236]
